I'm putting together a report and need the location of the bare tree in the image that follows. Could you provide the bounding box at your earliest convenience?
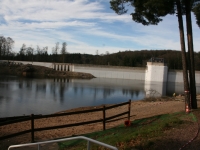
[19,43,26,60]
[96,50,99,55]
[26,46,34,62]
[0,36,6,58]
[61,42,67,63]
[52,42,59,62]
[6,37,14,57]
[20,44,26,55]
[42,46,48,54]
[36,45,42,55]
[52,47,55,54]
[0,36,14,59]
[55,42,59,55]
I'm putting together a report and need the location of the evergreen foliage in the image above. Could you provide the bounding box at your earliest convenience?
[3,49,200,70]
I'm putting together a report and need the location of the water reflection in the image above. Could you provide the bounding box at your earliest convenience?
[1,76,200,118]
[145,81,166,97]
[0,76,146,117]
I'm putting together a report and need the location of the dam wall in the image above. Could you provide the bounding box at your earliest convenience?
[73,64,145,80]
[1,60,200,84]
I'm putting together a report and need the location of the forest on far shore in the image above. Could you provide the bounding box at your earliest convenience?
[1,35,200,70]
[2,49,200,71]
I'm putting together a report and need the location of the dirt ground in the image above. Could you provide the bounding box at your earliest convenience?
[1,96,199,150]
[0,63,94,79]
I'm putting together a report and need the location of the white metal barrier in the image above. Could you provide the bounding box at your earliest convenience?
[8,136,118,150]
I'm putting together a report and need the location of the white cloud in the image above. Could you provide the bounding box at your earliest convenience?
[79,18,181,50]
[2,21,96,30]
[0,0,200,55]
[2,0,128,22]
[68,44,127,55]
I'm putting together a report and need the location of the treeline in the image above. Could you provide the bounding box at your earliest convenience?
[0,36,15,59]
[2,48,200,70]
[1,35,200,70]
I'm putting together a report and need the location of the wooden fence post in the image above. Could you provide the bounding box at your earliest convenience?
[103,105,106,130]
[31,114,34,142]
[128,100,131,120]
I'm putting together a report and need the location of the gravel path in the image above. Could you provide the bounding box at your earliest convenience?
[0,97,199,150]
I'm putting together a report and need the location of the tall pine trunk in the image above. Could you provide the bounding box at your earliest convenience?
[185,0,198,109]
[176,0,191,111]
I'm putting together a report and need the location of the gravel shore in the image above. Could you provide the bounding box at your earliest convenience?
[0,97,191,150]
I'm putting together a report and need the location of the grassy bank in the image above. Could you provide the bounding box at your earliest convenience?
[58,111,198,150]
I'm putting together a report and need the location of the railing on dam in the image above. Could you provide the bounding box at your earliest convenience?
[53,63,73,71]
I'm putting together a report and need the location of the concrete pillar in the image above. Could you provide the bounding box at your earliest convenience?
[71,64,74,72]
[64,64,66,71]
[55,64,57,71]
[60,64,62,71]
[71,64,74,71]
[145,58,168,97]
[145,58,168,82]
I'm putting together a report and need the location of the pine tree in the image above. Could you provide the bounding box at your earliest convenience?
[110,0,199,110]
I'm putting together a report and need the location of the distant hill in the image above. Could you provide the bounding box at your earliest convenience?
[3,50,200,70]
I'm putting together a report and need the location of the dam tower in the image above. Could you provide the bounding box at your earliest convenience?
[145,58,168,82]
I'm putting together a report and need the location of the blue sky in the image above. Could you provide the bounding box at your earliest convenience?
[0,0,200,55]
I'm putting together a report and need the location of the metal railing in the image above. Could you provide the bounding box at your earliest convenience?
[8,136,118,150]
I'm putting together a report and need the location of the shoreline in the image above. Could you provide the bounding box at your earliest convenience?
[0,96,194,119]
[0,63,95,79]
[0,96,185,119]
[0,98,199,150]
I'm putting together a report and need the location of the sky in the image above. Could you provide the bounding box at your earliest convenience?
[0,0,200,55]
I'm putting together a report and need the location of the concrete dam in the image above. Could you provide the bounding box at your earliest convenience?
[2,59,200,97]
[2,59,200,84]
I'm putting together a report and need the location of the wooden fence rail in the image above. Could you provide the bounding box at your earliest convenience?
[0,117,31,126]
[0,100,131,142]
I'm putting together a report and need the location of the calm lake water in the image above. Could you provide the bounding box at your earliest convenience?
[0,76,199,118]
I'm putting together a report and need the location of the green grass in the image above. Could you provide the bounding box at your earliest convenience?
[58,111,195,150]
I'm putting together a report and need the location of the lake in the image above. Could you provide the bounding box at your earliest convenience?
[0,76,199,118]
